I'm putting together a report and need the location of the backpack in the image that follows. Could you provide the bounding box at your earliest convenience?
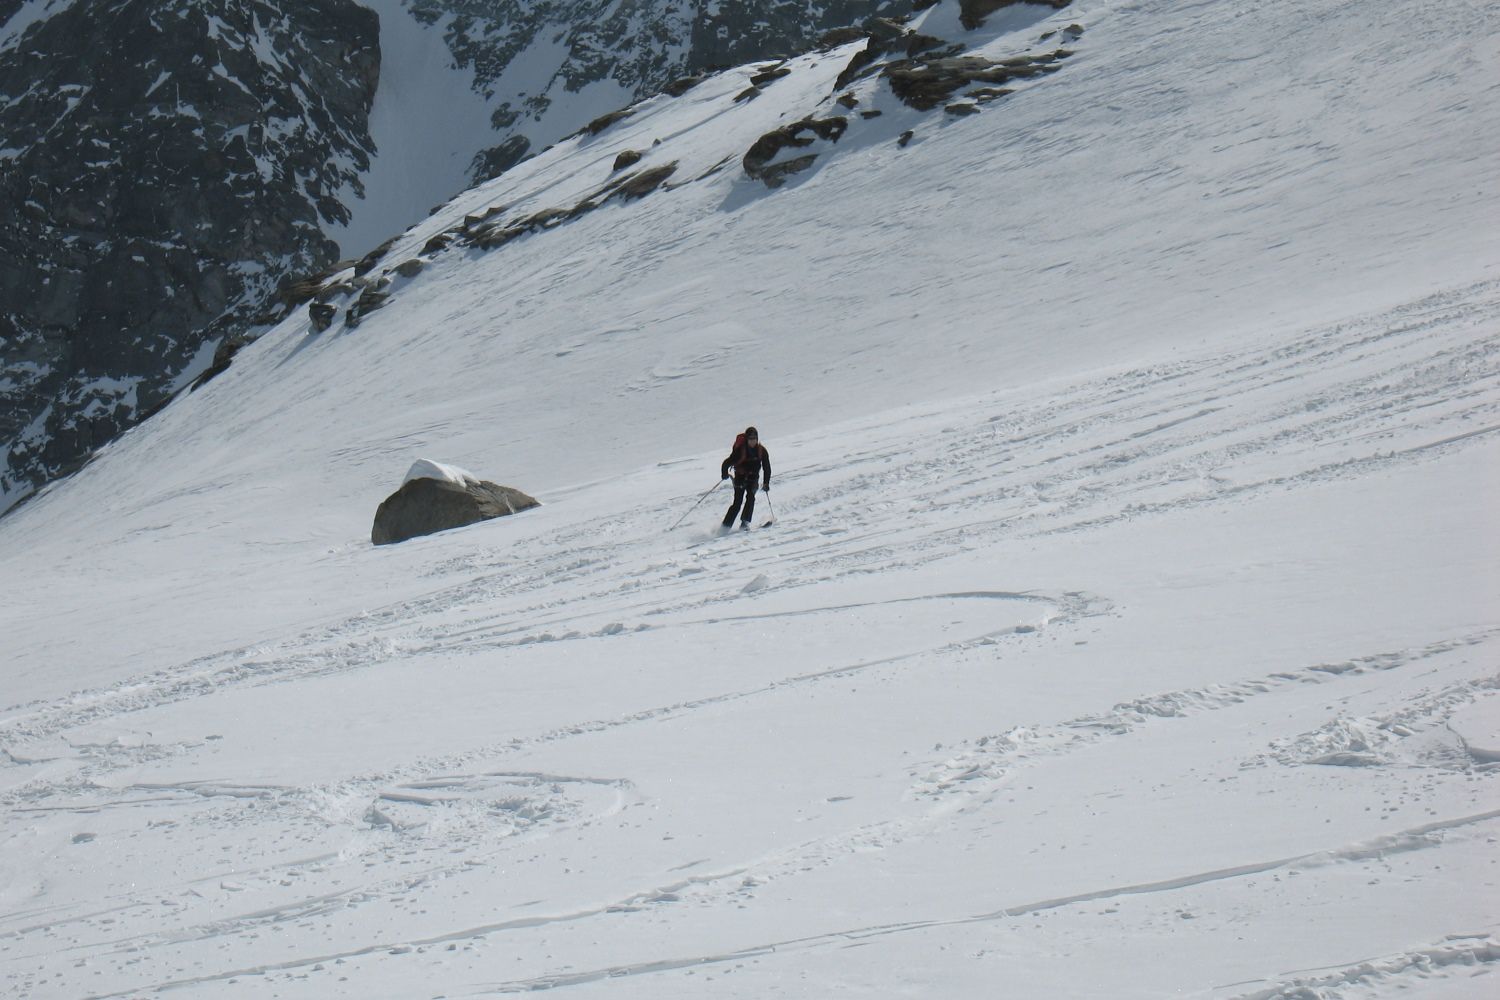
[731,433,760,469]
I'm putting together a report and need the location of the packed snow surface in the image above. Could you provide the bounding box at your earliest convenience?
[2,1,1498,997]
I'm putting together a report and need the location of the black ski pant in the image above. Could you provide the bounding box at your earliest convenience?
[723,477,759,525]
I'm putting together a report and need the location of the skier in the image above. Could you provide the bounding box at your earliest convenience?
[720,425,770,528]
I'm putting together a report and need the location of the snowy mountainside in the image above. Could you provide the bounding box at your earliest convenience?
[0,0,914,518]
[2,0,1499,997]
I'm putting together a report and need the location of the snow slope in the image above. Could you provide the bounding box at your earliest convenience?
[2,0,1499,997]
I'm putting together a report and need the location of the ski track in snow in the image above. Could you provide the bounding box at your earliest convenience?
[4,0,1500,990]
[3,278,1499,997]
[28,806,1500,1000]
[1222,935,1500,999]
[3,279,1495,747]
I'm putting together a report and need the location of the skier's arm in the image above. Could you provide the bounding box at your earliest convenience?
[761,447,771,490]
[721,451,734,479]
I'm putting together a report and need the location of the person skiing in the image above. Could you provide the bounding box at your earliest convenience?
[720,425,770,528]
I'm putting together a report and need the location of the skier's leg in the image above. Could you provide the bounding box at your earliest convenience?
[723,483,745,526]
[741,482,756,524]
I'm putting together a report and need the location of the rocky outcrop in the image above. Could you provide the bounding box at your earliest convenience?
[743,118,850,187]
[744,2,1080,186]
[456,162,679,251]
[885,50,1070,110]
[372,475,539,545]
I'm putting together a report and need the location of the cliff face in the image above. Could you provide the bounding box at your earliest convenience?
[0,0,381,509]
[0,0,911,515]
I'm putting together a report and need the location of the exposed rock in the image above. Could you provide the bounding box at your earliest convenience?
[456,158,678,255]
[837,92,860,108]
[423,233,455,255]
[523,206,572,229]
[835,48,881,91]
[280,274,333,309]
[353,236,399,277]
[743,117,849,186]
[734,85,763,103]
[749,65,791,87]
[945,102,981,116]
[661,73,707,97]
[885,51,1069,110]
[817,26,867,50]
[861,109,884,119]
[315,280,356,303]
[583,108,634,135]
[372,476,539,545]
[463,205,507,229]
[862,16,908,44]
[613,149,644,171]
[309,303,338,332]
[345,280,391,329]
[470,134,531,183]
[472,223,528,251]
[188,337,246,392]
[905,33,954,57]
[898,129,915,147]
[616,163,679,199]
[394,258,426,278]
[756,155,819,188]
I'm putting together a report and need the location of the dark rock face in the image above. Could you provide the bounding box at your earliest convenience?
[743,117,850,187]
[0,0,380,512]
[885,50,1070,111]
[371,477,539,545]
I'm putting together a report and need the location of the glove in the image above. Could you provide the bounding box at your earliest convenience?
[722,473,730,481]
[762,484,770,492]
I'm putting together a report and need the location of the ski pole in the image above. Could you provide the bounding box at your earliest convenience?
[762,491,775,527]
[668,479,725,531]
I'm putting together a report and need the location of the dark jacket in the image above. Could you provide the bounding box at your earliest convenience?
[722,438,770,489]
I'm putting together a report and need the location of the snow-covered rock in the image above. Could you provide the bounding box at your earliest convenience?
[401,457,479,487]
[373,463,537,544]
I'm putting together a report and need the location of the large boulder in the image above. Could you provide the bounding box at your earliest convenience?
[371,461,538,545]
